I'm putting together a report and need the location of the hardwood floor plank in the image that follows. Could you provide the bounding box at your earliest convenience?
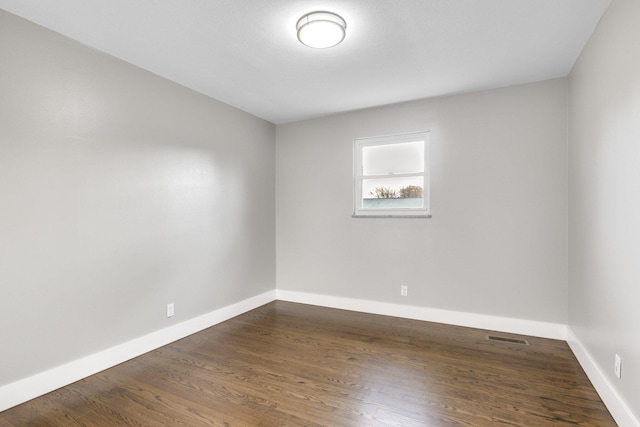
[0,301,616,426]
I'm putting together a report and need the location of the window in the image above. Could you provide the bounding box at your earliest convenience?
[353,131,430,217]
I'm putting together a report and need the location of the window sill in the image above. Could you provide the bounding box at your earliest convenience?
[352,214,432,219]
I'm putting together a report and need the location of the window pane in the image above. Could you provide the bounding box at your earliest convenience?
[362,140,424,175]
[361,176,424,209]
[354,131,430,217]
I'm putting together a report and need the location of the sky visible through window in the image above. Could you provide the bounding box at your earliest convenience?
[362,140,424,205]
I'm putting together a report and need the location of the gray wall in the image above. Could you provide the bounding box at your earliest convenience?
[568,0,640,418]
[0,11,275,386]
[276,79,568,324]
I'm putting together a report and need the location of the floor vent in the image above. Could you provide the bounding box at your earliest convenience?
[486,335,529,345]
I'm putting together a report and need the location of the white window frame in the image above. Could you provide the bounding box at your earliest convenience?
[353,131,430,218]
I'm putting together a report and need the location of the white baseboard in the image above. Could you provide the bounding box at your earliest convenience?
[276,290,567,340]
[566,328,640,427]
[5,289,636,427]
[0,290,276,412]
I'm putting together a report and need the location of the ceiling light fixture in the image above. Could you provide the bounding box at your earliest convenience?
[296,11,346,49]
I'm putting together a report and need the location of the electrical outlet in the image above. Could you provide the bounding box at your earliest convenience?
[167,303,175,318]
[614,354,622,379]
[401,285,408,297]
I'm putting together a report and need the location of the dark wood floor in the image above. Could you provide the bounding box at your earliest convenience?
[0,301,615,426]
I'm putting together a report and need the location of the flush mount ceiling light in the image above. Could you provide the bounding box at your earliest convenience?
[296,11,346,49]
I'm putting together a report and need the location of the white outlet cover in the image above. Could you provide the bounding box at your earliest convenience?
[167,303,175,318]
[614,354,622,379]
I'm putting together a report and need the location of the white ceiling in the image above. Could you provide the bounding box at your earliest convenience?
[0,0,610,124]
